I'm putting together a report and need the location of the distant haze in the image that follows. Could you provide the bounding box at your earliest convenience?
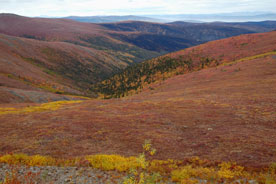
[148,13,276,22]
[0,0,276,18]
[63,13,276,23]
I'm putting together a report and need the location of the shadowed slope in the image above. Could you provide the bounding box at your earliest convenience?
[100,21,256,52]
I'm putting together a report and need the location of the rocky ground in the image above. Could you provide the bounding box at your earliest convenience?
[0,163,259,184]
[0,164,126,184]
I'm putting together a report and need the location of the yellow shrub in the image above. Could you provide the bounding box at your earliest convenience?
[143,140,151,152]
[123,176,136,184]
[136,153,148,169]
[180,178,198,184]
[217,168,235,179]
[149,159,178,175]
[0,154,57,166]
[0,153,29,165]
[192,167,216,180]
[85,155,140,172]
[28,155,56,166]
[172,165,219,182]
[171,165,194,182]
[217,162,244,179]
[0,153,269,183]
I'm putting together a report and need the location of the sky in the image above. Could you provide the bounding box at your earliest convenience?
[0,0,275,17]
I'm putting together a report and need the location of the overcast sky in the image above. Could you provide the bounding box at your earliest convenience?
[0,0,275,17]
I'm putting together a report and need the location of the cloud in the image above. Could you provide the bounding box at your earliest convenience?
[0,0,275,17]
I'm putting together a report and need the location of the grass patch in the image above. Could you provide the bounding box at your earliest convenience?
[223,51,276,67]
[0,100,82,116]
[236,51,276,62]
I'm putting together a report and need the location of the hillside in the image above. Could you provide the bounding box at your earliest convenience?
[208,21,276,32]
[0,14,161,102]
[100,21,256,52]
[1,14,275,56]
[0,31,275,169]
[2,14,275,57]
[93,31,276,98]
[0,33,128,102]
[2,14,275,103]
[0,13,160,65]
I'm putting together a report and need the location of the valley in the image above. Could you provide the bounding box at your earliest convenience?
[0,13,276,183]
[0,14,276,103]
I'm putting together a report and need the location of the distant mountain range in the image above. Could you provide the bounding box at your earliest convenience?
[148,12,276,22]
[64,15,164,23]
[62,12,276,23]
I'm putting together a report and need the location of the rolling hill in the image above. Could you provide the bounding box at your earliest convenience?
[2,14,275,103]
[99,20,276,53]
[207,21,276,32]
[100,21,255,52]
[93,31,276,98]
[3,13,271,56]
[0,32,128,102]
[0,14,160,102]
[0,31,275,169]
[0,13,159,64]
[1,14,275,56]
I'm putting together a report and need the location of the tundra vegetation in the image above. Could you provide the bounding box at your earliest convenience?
[0,141,275,183]
[92,51,276,99]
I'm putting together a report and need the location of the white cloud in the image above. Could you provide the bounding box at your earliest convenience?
[0,0,275,17]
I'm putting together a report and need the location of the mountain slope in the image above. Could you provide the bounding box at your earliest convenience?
[169,20,276,32]
[93,31,276,98]
[1,14,275,56]
[100,21,257,52]
[1,14,275,102]
[208,21,276,32]
[0,14,160,65]
[3,14,273,57]
[0,31,275,167]
[0,14,161,102]
[0,33,129,102]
